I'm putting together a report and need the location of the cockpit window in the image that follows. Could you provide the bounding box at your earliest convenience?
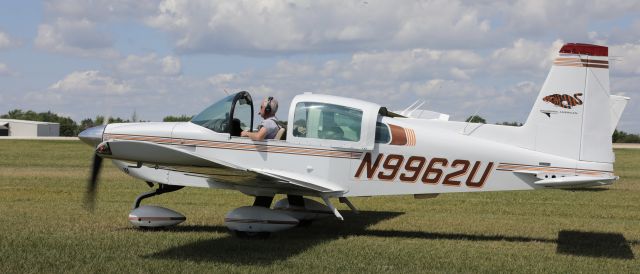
[191,94,235,132]
[293,102,362,142]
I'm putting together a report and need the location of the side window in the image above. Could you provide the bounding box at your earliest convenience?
[293,102,363,142]
[375,122,390,143]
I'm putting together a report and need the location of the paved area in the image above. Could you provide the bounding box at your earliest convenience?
[0,136,79,140]
[613,143,640,149]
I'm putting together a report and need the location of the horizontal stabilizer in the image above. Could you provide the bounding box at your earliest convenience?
[609,95,630,134]
[534,175,617,188]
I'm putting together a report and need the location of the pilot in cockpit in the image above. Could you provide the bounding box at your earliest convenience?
[241,96,280,140]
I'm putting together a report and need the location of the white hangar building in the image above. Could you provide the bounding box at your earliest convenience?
[0,119,60,137]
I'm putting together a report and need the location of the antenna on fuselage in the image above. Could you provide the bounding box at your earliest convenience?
[462,105,483,135]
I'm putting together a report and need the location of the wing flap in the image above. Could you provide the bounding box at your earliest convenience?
[249,168,345,193]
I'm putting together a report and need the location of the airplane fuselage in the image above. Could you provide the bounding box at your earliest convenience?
[104,117,614,198]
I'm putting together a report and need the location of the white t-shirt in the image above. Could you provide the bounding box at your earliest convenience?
[261,117,280,139]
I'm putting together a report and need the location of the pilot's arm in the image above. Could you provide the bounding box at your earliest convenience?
[241,127,268,141]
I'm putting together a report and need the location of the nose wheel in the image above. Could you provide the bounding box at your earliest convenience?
[128,183,185,228]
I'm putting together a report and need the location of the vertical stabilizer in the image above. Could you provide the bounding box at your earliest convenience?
[523,43,617,163]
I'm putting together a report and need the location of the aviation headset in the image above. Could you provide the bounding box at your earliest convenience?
[263,96,274,116]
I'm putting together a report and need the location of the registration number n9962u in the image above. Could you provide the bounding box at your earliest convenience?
[354,153,494,188]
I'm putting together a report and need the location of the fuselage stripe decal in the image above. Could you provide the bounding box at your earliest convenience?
[104,134,362,159]
[553,57,609,69]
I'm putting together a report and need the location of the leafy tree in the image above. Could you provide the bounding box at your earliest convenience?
[94,115,105,126]
[613,129,640,143]
[108,117,128,123]
[163,115,193,122]
[1,109,79,136]
[465,115,486,124]
[79,118,96,132]
[496,121,523,127]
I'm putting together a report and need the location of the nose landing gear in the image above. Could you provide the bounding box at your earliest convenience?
[128,183,186,228]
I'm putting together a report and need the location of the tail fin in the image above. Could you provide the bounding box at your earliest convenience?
[523,43,629,163]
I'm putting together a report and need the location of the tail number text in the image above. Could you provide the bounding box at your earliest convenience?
[354,153,494,188]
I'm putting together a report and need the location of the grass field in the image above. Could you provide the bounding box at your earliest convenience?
[1,140,639,273]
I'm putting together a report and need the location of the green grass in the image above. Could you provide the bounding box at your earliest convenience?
[0,140,639,273]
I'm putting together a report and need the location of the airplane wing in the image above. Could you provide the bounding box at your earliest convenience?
[249,168,344,192]
[101,140,241,169]
[102,140,343,194]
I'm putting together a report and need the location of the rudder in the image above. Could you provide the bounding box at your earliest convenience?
[523,43,625,163]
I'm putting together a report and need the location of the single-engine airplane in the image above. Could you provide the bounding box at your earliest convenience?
[80,43,629,238]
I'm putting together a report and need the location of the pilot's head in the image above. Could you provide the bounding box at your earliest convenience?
[259,96,278,118]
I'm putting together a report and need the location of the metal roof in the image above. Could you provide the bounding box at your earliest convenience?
[0,119,60,125]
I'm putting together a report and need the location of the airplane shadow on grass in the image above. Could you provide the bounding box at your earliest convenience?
[144,211,636,265]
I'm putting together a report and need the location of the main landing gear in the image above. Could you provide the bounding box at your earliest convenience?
[224,194,359,238]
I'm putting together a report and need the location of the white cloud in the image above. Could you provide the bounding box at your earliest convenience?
[14,0,639,132]
[34,0,159,58]
[503,1,640,37]
[146,0,493,54]
[44,0,159,21]
[490,39,564,75]
[334,48,484,83]
[208,73,236,87]
[114,54,182,77]
[508,81,538,95]
[0,63,12,76]
[35,19,118,58]
[610,43,640,75]
[49,70,131,95]
[0,31,20,50]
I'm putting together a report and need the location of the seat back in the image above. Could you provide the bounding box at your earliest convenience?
[275,127,286,140]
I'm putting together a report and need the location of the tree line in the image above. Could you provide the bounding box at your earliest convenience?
[1,109,638,142]
[1,109,192,137]
[466,115,638,143]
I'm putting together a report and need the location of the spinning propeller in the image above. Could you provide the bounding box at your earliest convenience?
[78,125,107,211]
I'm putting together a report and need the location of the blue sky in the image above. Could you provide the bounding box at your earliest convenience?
[0,0,638,132]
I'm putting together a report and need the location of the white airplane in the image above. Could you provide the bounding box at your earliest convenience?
[80,43,629,238]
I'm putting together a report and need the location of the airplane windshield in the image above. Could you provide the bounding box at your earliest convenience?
[191,94,235,132]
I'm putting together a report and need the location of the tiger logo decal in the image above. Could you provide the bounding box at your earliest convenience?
[542,93,583,109]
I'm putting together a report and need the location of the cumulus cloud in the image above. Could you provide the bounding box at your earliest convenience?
[0,63,13,76]
[113,54,182,77]
[0,31,20,50]
[502,1,640,39]
[490,39,564,75]
[610,43,640,75]
[43,0,159,21]
[16,0,639,131]
[49,70,131,95]
[146,0,493,54]
[35,0,159,57]
[35,18,118,58]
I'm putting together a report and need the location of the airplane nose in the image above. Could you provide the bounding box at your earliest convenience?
[79,125,106,147]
